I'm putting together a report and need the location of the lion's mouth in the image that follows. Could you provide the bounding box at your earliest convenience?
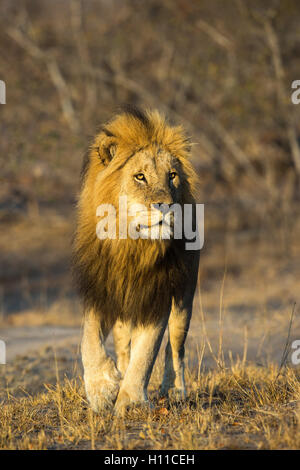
[136,219,173,240]
[127,206,175,240]
[138,219,166,230]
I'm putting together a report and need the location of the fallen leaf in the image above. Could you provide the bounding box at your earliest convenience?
[158,407,169,416]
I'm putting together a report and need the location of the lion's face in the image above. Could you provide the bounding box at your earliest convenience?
[121,148,182,205]
[118,147,183,239]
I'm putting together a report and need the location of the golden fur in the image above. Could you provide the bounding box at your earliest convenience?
[72,106,198,327]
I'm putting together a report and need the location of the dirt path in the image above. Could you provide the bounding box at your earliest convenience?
[1,326,82,362]
[1,305,299,369]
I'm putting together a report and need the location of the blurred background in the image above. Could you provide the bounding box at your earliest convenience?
[0,0,300,367]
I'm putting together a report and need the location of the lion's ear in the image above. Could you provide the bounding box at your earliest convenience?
[95,133,117,166]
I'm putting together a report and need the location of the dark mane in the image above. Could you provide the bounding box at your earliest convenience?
[80,149,90,185]
[121,104,152,131]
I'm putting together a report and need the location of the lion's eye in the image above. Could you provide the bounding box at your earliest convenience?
[169,172,177,180]
[134,173,146,182]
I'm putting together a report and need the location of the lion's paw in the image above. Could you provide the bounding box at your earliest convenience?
[160,386,186,402]
[114,389,151,416]
[84,358,121,413]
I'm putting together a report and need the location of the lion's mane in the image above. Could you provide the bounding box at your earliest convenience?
[72,106,198,326]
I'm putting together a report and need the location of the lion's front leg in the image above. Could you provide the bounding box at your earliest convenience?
[114,318,168,415]
[82,308,121,413]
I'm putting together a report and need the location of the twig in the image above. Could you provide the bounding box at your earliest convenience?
[275,302,297,381]
[196,19,234,51]
[70,0,97,123]
[264,19,300,175]
[203,104,268,188]
[218,261,227,366]
[197,272,225,370]
[242,325,248,370]
[7,27,80,133]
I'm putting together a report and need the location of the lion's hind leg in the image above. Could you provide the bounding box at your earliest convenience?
[113,319,132,377]
[160,251,199,400]
[82,308,121,413]
[160,307,190,400]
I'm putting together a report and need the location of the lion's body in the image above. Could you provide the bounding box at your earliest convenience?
[73,106,200,413]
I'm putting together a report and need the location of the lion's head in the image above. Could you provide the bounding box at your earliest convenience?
[73,106,198,325]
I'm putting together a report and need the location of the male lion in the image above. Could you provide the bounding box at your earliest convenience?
[73,106,200,414]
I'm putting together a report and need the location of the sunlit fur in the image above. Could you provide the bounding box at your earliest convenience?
[72,106,199,327]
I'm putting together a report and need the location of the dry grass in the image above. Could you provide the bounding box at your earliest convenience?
[1,341,300,450]
[1,226,299,450]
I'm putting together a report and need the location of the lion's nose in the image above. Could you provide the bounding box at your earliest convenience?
[152,203,170,215]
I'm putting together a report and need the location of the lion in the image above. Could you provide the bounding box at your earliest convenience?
[72,105,200,414]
